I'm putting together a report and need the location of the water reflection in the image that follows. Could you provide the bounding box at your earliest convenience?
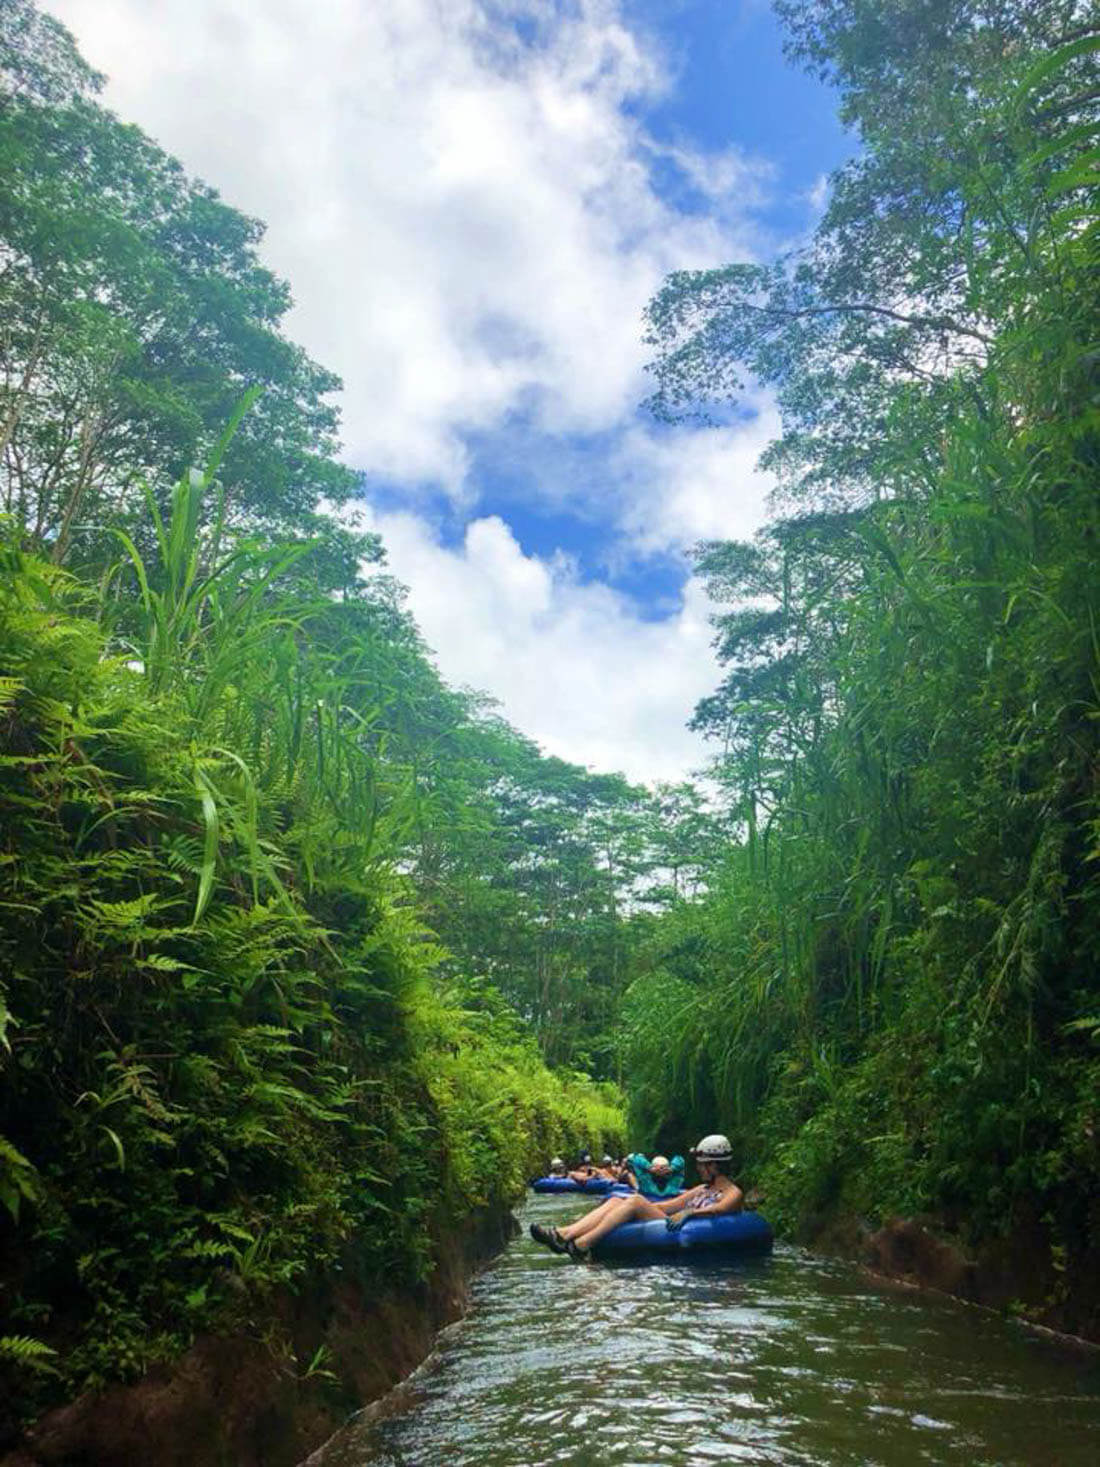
[308,1196,1100,1467]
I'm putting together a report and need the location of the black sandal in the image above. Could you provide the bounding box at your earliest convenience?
[567,1238,591,1261]
[530,1223,569,1254]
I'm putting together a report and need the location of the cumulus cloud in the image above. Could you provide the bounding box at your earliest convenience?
[609,395,781,556]
[47,0,779,780]
[50,0,769,497]
[343,503,720,783]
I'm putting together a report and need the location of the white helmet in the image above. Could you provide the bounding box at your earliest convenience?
[650,1154,671,1174]
[691,1133,733,1162]
[550,1156,565,1169]
[602,1154,613,1164]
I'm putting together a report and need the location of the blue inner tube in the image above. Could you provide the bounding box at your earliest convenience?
[592,1211,773,1257]
[531,1176,623,1194]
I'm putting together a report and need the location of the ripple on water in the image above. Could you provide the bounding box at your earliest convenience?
[307,1197,1100,1467]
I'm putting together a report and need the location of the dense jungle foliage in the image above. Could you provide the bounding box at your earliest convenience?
[2,0,1100,1430]
[627,0,1100,1325]
[0,468,624,1415]
[0,0,644,1422]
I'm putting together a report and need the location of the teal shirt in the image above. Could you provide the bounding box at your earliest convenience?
[628,1152,685,1197]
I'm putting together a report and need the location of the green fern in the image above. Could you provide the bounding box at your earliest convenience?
[0,1335,57,1371]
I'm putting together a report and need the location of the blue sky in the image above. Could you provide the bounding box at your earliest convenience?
[633,0,847,218]
[383,1,851,601]
[50,0,852,781]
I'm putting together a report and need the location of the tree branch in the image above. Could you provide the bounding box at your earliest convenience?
[747,300,994,345]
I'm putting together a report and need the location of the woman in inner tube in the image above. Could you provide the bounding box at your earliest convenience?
[529,1134,742,1260]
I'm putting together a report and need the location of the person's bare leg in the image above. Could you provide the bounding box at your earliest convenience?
[557,1195,621,1241]
[570,1193,665,1248]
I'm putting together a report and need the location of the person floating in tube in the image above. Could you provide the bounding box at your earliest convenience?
[628,1150,685,1198]
[529,1134,742,1260]
[567,1153,623,1184]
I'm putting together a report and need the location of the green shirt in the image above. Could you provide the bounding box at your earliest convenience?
[628,1152,685,1197]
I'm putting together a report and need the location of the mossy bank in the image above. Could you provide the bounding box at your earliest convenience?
[2,1205,516,1467]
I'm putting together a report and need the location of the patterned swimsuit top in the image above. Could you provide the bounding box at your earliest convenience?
[686,1186,725,1212]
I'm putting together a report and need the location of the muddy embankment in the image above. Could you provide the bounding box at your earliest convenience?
[1,1208,516,1467]
[806,1211,1100,1345]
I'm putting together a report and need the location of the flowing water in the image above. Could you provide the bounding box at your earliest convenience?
[309,1195,1100,1467]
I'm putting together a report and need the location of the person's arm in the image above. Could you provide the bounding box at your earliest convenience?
[631,1152,663,1186]
[658,1185,699,1218]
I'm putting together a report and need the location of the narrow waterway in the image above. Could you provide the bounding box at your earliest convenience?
[309,1195,1100,1467]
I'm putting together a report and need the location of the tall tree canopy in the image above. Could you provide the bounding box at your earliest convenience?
[645,0,1099,511]
[626,0,1100,1338]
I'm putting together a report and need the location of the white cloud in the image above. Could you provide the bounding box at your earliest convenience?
[610,395,781,556]
[344,503,720,783]
[806,171,830,214]
[49,0,769,498]
[46,0,778,780]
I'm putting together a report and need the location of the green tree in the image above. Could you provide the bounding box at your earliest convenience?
[0,0,358,568]
[422,735,650,1074]
[644,0,1099,512]
[627,0,1100,1327]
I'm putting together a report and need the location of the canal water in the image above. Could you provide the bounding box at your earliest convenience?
[309,1195,1100,1467]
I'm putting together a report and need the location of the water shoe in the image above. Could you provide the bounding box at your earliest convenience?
[530,1223,569,1254]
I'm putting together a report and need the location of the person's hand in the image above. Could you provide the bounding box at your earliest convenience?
[665,1213,686,1232]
